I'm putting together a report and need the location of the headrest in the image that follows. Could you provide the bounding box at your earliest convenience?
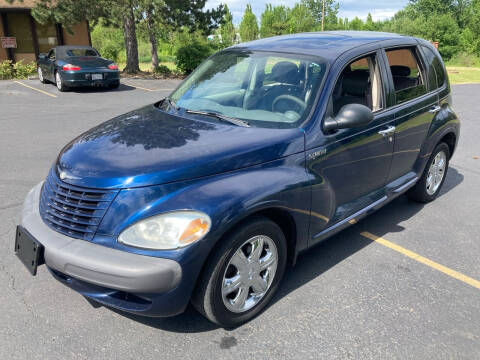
[271,61,299,83]
[391,65,411,77]
[343,70,369,96]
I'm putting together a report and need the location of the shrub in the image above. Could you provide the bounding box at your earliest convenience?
[0,60,36,79]
[153,64,171,76]
[13,60,37,79]
[0,60,15,80]
[175,40,213,74]
[91,23,125,62]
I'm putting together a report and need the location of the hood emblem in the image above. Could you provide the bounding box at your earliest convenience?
[58,167,81,181]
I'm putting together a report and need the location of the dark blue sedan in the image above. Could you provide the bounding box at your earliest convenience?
[16,32,459,327]
[37,45,120,91]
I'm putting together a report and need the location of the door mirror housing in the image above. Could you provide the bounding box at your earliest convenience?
[324,104,374,132]
[38,53,47,60]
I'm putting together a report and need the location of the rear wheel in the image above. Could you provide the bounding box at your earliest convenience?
[407,142,450,203]
[55,71,68,92]
[192,217,287,327]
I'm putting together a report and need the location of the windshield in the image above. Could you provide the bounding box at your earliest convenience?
[170,50,328,128]
[67,48,99,57]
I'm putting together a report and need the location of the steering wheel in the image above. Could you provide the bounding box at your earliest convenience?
[272,95,307,113]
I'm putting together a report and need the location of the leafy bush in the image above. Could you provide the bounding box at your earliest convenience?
[153,64,171,76]
[0,60,15,80]
[175,40,213,74]
[14,60,37,79]
[0,60,36,79]
[91,23,125,62]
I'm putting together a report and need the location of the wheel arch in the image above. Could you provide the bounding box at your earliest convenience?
[439,132,456,159]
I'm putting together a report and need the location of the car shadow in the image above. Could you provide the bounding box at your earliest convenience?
[66,83,136,93]
[102,167,464,332]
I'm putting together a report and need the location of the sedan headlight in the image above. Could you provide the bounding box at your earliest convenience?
[118,211,211,250]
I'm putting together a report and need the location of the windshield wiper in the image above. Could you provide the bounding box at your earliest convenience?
[162,97,179,111]
[185,109,250,127]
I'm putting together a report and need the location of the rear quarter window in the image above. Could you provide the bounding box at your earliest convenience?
[421,46,446,91]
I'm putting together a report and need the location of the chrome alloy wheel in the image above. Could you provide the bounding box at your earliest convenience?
[38,67,43,82]
[426,150,447,195]
[56,72,62,89]
[222,235,278,313]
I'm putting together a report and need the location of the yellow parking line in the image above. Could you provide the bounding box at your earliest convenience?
[361,231,480,290]
[13,80,57,98]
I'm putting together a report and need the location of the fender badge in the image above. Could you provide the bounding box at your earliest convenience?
[308,149,327,160]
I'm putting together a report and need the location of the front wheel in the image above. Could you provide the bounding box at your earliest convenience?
[55,71,68,92]
[38,66,47,84]
[192,217,287,327]
[407,142,450,203]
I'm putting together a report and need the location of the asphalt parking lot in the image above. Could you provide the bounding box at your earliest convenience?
[0,79,479,359]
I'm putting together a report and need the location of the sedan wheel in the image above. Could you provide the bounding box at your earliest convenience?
[38,67,46,84]
[426,151,447,195]
[55,72,67,92]
[192,217,287,327]
[221,235,278,313]
[407,142,450,203]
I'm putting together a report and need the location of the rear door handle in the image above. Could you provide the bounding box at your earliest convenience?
[378,125,395,137]
[429,105,441,114]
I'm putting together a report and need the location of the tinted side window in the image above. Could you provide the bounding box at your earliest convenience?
[385,48,426,104]
[420,46,438,91]
[422,46,446,90]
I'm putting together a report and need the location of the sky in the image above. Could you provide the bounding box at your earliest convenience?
[205,0,410,25]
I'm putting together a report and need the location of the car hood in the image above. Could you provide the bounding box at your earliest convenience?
[64,56,111,69]
[56,105,305,189]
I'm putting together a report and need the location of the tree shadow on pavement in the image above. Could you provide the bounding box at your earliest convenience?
[108,167,463,333]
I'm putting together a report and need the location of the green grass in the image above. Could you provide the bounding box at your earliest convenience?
[117,61,177,73]
[446,66,480,84]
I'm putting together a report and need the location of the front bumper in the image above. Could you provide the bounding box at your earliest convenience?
[20,182,182,295]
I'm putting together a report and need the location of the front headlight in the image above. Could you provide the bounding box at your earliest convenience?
[118,211,211,250]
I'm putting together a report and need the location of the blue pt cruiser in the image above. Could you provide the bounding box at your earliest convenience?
[15,32,460,327]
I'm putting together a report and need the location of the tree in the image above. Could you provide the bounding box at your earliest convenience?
[239,4,259,42]
[260,4,290,38]
[349,17,364,30]
[288,4,316,33]
[220,4,236,47]
[364,13,376,31]
[302,0,339,30]
[137,0,224,69]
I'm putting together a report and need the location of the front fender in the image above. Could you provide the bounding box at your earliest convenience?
[95,152,310,262]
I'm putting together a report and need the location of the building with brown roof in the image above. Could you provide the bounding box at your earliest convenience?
[0,0,90,63]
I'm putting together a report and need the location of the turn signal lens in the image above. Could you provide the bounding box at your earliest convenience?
[108,64,119,70]
[118,211,211,250]
[63,64,81,71]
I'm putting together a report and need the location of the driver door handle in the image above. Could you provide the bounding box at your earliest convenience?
[378,125,395,137]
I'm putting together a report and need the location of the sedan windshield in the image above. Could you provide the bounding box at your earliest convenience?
[170,50,328,128]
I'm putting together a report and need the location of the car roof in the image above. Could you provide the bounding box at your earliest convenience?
[230,31,414,60]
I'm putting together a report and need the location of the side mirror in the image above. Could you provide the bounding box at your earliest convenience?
[38,53,47,60]
[324,104,374,132]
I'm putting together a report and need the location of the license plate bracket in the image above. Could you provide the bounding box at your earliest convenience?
[15,226,44,276]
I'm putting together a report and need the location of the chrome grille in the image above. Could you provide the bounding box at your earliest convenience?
[39,169,117,240]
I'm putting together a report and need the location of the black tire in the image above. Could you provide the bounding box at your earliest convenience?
[407,142,450,203]
[55,71,68,92]
[192,217,287,328]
